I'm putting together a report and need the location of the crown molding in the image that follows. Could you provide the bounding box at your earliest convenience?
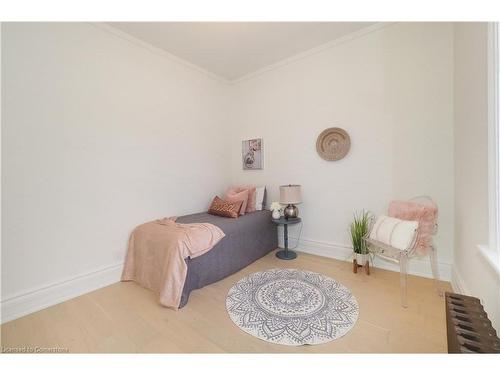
[231,22,396,85]
[89,22,231,85]
[91,22,396,85]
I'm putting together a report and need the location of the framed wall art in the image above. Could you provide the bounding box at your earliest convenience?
[242,138,263,170]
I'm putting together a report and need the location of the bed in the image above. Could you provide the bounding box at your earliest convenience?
[176,209,277,308]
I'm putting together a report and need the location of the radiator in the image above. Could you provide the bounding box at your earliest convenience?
[445,292,500,353]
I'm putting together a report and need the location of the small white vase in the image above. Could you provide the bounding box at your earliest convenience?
[272,210,281,219]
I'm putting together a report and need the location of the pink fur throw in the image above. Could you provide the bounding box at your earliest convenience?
[227,185,257,212]
[225,189,249,215]
[388,200,438,256]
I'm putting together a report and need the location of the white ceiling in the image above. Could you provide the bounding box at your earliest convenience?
[108,22,375,81]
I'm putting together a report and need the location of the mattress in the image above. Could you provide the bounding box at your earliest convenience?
[176,210,278,307]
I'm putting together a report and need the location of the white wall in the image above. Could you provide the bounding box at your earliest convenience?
[229,23,455,279]
[1,23,230,320]
[453,22,500,331]
[1,22,471,324]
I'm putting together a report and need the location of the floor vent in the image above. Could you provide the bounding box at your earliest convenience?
[445,292,500,353]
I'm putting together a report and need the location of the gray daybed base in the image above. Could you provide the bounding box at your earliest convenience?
[176,210,278,308]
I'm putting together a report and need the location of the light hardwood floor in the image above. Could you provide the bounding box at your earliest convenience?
[0,251,451,353]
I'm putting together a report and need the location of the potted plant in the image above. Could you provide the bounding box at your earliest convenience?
[349,210,372,272]
[270,202,283,219]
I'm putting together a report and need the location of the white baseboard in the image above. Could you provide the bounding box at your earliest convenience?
[283,236,452,281]
[450,265,470,295]
[1,262,124,324]
[1,236,453,324]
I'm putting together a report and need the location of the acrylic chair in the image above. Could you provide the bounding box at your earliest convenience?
[364,196,442,308]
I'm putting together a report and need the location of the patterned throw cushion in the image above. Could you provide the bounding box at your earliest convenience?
[369,215,419,251]
[208,196,243,218]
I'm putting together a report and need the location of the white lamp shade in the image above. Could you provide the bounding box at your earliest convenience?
[279,185,302,204]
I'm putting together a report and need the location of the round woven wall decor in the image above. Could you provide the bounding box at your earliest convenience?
[316,127,351,161]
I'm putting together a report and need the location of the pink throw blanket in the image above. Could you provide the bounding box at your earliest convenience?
[121,217,225,309]
[388,200,438,256]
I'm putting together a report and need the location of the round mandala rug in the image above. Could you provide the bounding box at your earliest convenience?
[226,268,359,346]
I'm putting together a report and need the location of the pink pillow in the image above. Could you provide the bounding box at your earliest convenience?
[227,185,257,213]
[388,200,438,255]
[225,189,249,216]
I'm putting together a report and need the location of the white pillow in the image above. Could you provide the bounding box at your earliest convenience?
[255,186,266,210]
[369,215,418,251]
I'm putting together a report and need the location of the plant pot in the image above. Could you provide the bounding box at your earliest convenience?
[354,253,369,265]
[272,210,281,219]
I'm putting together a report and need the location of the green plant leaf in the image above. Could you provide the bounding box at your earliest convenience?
[348,210,372,254]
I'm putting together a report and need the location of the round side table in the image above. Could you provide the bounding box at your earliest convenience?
[272,216,302,260]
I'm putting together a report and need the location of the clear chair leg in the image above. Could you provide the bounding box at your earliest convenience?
[400,254,408,308]
[429,246,443,297]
